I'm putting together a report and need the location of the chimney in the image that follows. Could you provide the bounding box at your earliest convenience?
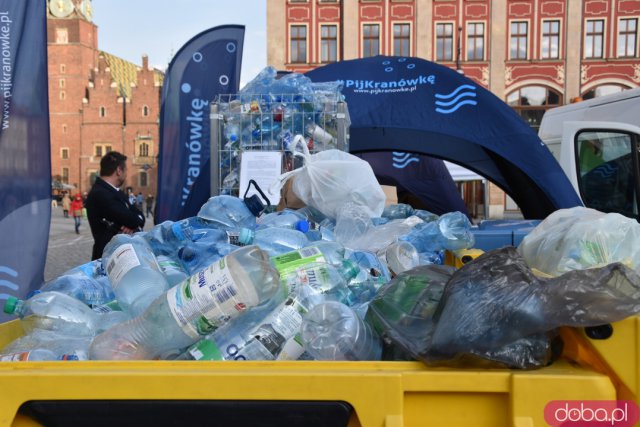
[142,54,149,70]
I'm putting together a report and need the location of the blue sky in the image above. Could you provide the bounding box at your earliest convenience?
[92,0,267,87]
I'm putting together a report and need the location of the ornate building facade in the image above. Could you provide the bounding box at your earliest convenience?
[47,0,163,196]
[267,0,640,217]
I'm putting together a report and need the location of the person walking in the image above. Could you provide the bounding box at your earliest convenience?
[136,192,144,212]
[85,151,145,260]
[145,194,154,218]
[70,194,84,234]
[61,192,71,218]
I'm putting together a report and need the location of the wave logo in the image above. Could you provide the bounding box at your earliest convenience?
[392,152,419,169]
[0,265,18,301]
[435,84,477,114]
[591,163,617,178]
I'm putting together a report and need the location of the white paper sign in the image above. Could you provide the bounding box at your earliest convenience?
[239,151,282,206]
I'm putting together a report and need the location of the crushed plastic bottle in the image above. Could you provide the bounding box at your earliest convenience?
[239,227,310,256]
[0,349,79,361]
[103,234,171,317]
[401,211,474,253]
[39,261,114,308]
[89,245,281,360]
[383,241,420,276]
[301,301,382,361]
[197,195,264,232]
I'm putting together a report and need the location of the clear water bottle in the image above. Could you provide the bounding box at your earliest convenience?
[383,241,420,276]
[301,301,382,361]
[3,291,127,336]
[270,241,347,279]
[239,227,309,256]
[197,195,263,232]
[345,216,424,253]
[334,202,373,247]
[40,271,114,308]
[89,245,281,360]
[103,234,171,317]
[382,203,415,220]
[1,328,93,361]
[401,211,474,253]
[144,217,225,256]
[156,255,189,286]
[256,210,310,233]
[305,122,335,150]
[178,240,238,276]
[0,349,79,362]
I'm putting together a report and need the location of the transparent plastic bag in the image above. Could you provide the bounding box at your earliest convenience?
[517,207,640,276]
[272,136,386,219]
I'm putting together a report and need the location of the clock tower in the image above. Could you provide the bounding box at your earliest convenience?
[47,0,98,191]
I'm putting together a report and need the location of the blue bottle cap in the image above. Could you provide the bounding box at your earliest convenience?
[295,220,310,233]
[238,228,254,245]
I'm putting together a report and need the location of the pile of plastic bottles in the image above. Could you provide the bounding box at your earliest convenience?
[0,194,475,362]
[215,66,348,195]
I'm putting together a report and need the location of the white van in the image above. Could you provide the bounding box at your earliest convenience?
[538,87,640,220]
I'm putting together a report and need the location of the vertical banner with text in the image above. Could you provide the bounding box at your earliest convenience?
[156,25,244,222]
[0,0,51,322]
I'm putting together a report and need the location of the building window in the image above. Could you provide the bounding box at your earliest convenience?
[59,79,65,88]
[139,171,148,187]
[99,106,106,117]
[139,142,150,157]
[466,22,484,60]
[61,148,69,160]
[436,23,454,61]
[321,25,338,63]
[142,105,149,117]
[62,124,67,134]
[59,91,66,100]
[290,25,307,64]
[618,18,638,58]
[582,84,629,100]
[363,24,380,58]
[94,144,113,158]
[393,23,411,56]
[62,168,69,184]
[585,19,604,58]
[507,86,562,131]
[60,64,66,74]
[541,20,560,59]
[510,21,528,59]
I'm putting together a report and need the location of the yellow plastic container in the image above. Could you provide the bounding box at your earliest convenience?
[444,248,485,268]
[1,317,638,427]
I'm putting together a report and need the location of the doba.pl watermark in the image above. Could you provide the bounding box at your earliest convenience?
[545,400,640,426]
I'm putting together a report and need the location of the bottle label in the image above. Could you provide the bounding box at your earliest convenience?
[157,256,184,274]
[276,335,306,361]
[271,247,326,276]
[166,257,259,339]
[92,300,123,314]
[106,244,141,289]
[0,351,30,361]
[188,339,224,361]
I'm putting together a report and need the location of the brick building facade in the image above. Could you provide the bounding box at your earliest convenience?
[267,0,640,218]
[47,0,162,197]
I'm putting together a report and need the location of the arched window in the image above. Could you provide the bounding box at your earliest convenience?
[139,142,149,157]
[99,106,106,117]
[506,85,562,130]
[582,84,630,100]
[139,171,148,187]
[142,105,149,117]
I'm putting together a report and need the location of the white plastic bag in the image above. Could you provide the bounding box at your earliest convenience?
[517,207,640,276]
[271,135,386,219]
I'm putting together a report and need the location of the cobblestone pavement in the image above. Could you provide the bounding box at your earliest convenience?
[44,206,154,282]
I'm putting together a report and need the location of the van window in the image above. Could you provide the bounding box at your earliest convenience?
[575,131,639,219]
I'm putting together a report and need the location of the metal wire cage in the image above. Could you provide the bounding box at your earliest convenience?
[209,93,350,199]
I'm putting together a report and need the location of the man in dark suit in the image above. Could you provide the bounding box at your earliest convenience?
[85,151,146,260]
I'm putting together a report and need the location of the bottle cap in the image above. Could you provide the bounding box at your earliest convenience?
[3,296,19,314]
[295,220,310,233]
[243,195,266,217]
[238,228,254,245]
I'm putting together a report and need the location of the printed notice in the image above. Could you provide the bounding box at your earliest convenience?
[239,151,282,206]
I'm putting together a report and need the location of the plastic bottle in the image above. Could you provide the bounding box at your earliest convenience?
[178,241,238,276]
[39,272,114,308]
[382,203,415,220]
[197,195,264,232]
[3,291,127,337]
[301,301,382,361]
[256,210,310,232]
[401,211,474,253]
[383,241,420,276]
[305,122,335,150]
[182,261,359,361]
[0,349,79,362]
[102,234,171,317]
[89,245,281,360]
[1,327,93,360]
[270,241,347,279]
[345,216,424,253]
[239,227,310,256]
[156,255,190,286]
[144,217,228,256]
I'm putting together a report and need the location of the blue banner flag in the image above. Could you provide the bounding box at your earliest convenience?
[156,25,244,222]
[0,0,51,322]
